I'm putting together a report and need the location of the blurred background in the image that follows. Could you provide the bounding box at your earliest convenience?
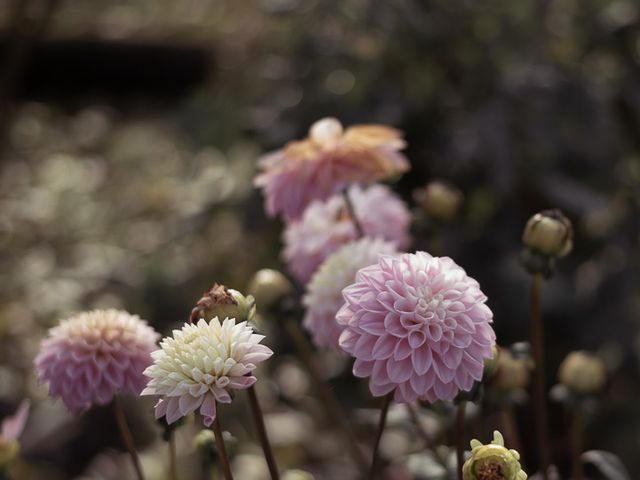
[0,0,639,478]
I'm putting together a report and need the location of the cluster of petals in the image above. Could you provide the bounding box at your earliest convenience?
[303,237,398,351]
[254,117,410,221]
[142,317,273,427]
[283,184,411,283]
[337,252,495,403]
[35,309,160,414]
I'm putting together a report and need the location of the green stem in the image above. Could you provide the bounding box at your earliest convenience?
[531,273,550,480]
[113,397,145,480]
[211,412,233,480]
[456,401,467,480]
[342,189,365,238]
[246,385,280,480]
[368,392,393,480]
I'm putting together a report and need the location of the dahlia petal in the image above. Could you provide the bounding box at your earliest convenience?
[228,376,256,389]
[393,338,412,361]
[369,381,395,397]
[165,398,182,424]
[386,357,413,383]
[353,359,374,377]
[200,394,217,427]
[411,346,433,375]
[372,335,396,360]
[179,394,204,415]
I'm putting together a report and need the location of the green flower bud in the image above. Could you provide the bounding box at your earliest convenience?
[492,349,531,391]
[522,209,573,258]
[190,283,256,323]
[462,431,527,480]
[558,351,606,394]
[414,180,464,222]
[247,269,294,313]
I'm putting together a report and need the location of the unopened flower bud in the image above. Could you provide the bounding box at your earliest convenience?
[248,269,294,313]
[282,469,315,480]
[463,431,527,480]
[558,351,606,394]
[309,117,343,148]
[414,180,464,221]
[522,209,573,258]
[492,349,531,391]
[190,283,255,323]
[483,345,500,379]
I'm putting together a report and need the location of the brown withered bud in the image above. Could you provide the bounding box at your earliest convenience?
[189,283,255,323]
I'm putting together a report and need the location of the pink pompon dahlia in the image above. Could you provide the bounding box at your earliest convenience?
[283,184,411,283]
[142,318,273,426]
[35,309,160,414]
[255,117,410,221]
[303,238,398,351]
[337,252,495,403]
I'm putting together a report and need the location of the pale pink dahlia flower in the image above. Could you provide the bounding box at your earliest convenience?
[337,252,495,403]
[255,117,410,220]
[35,309,160,414]
[142,318,273,426]
[283,184,411,283]
[303,238,398,351]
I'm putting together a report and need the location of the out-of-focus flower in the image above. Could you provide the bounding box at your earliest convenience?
[492,349,531,391]
[414,180,464,221]
[558,351,606,394]
[303,238,398,351]
[282,469,315,480]
[0,400,30,471]
[462,431,527,480]
[247,269,294,313]
[190,283,255,323]
[142,318,273,426]
[283,184,411,283]
[337,252,495,403]
[255,117,409,220]
[35,309,159,414]
[522,209,573,258]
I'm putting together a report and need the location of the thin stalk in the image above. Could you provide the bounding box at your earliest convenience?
[405,403,434,449]
[283,317,368,469]
[113,396,145,480]
[501,403,523,456]
[570,407,583,480]
[342,189,365,238]
[369,392,393,480]
[531,273,550,480]
[168,429,178,480]
[211,412,233,480]
[246,385,280,480]
[456,401,467,480]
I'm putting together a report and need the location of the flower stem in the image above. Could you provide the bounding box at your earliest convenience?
[405,403,434,449]
[456,400,467,480]
[501,403,523,457]
[369,392,393,480]
[531,273,550,480]
[211,411,233,480]
[342,189,365,238]
[168,429,178,480]
[246,385,280,480]
[570,407,583,480]
[113,396,145,480]
[283,317,368,469]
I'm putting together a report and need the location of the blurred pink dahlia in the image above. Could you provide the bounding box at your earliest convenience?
[255,117,409,220]
[35,309,159,414]
[283,184,411,283]
[303,237,398,351]
[142,318,273,426]
[337,252,495,403]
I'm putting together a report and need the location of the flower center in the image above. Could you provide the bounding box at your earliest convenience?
[414,293,446,324]
[477,462,506,480]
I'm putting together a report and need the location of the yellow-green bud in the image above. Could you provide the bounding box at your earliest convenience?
[247,269,294,313]
[558,351,606,394]
[462,431,527,480]
[492,349,531,391]
[522,209,573,258]
[0,438,19,472]
[282,469,315,480]
[190,283,256,323]
[193,429,215,450]
[414,180,464,221]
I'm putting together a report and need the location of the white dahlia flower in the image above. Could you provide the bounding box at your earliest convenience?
[142,318,273,426]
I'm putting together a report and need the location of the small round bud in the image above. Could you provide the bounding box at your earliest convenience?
[414,180,464,221]
[492,349,531,391]
[463,431,527,480]
[190,283,256,323]
[282,469,315,480]
[309,117,343,148]
[248,269,294,313]
[558,351,606,394]
[522,209,573,258]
